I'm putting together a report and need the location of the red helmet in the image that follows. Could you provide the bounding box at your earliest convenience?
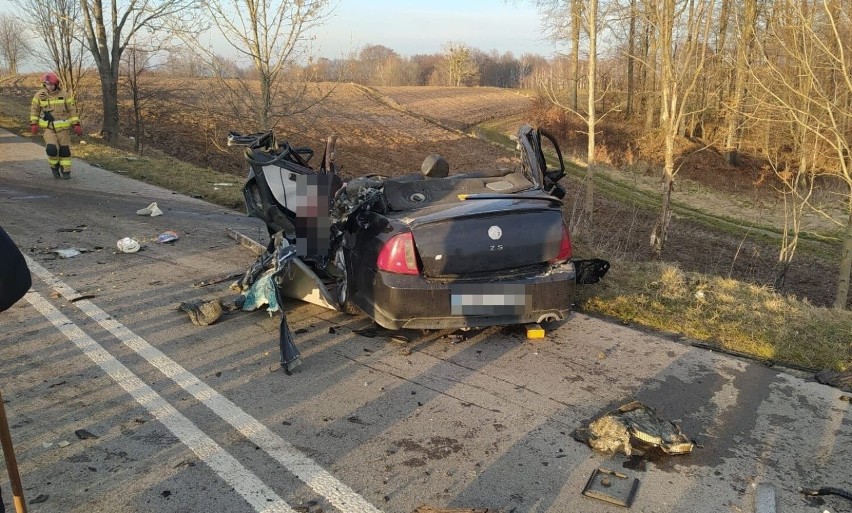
[42,72,59,86]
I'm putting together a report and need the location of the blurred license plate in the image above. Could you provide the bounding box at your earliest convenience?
[450,284,529,316]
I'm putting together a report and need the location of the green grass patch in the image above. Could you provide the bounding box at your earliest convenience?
[72,142,245,210]
[575,258,852,372]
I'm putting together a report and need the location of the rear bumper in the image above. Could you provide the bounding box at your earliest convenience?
[354,262,576,330]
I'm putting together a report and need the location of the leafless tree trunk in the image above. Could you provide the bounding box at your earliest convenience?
[191,0,333,131]
[723,0,756,165]
[626,0,637,117]
[570,0,582,111]
[747,0,852,308]
[650,0,716,257]
[0,14,31,75]
[78,0,197,141]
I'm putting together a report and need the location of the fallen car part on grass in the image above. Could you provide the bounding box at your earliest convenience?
[573,400,694,457]
[575,258,611,285]
[581,467,640,507]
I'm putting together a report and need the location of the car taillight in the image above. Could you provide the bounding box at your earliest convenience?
[377,232,421,275]
[550,224,572,263]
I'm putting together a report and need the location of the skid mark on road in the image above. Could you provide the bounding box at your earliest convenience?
[24,290,295,513]
[25,256,384,513]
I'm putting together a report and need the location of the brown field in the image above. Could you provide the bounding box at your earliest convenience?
[1,77,846,308]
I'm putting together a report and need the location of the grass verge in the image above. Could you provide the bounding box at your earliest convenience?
[573,253,851,372]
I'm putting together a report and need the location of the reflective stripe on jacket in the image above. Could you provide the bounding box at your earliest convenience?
[30,87,80,130]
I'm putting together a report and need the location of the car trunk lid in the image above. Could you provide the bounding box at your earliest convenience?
[406,198,565,277]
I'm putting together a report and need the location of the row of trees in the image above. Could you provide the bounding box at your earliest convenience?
[532,0,852,309]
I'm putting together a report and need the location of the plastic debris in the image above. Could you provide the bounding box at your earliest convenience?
[57,440,70,448]
[54,248,82,258]
[156,230,179,244]
[240,269,280,315]
[574,400,694,457]
[136,202,162,216]
[116,237,140,253]
[179,299,224,326]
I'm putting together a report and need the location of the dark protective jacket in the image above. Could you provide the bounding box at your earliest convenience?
[0,226,32,312]
[30,86,80,130]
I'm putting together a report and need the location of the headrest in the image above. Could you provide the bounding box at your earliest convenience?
[421,154,449,179]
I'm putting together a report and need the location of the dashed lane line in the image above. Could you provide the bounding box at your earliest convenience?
[25,255,384,513]
[24,290,295,513]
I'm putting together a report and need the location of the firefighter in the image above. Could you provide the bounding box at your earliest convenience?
[30,72,82,179]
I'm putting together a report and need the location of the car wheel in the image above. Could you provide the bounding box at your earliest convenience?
[334,246,360,315]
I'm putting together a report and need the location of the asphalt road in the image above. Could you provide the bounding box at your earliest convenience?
[1,128,850,513]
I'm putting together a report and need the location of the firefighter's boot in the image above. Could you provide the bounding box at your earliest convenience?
[60,166,71,179]
[50,165,61,179]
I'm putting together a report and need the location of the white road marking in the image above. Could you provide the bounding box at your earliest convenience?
[25,256,384,513]
[24,291,295,513]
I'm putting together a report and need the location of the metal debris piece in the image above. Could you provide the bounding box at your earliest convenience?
[74,429,99,440]
[801,487,852,502]
[574,400,694,457]
[29,494,49,504]
[582,468,640,507]
[179,299,224,326]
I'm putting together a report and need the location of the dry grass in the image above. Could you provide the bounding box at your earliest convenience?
[575,256,852,372]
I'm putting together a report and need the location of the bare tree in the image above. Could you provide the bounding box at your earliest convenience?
[538,0,620,235]
[77,0,199,141]
[0,14,31,75]
[19,0,88,97]
[748,0,852,308]
[649,0,716,257]
[192,0,334,131]
[722,0,757,165]
[437,42,480,86]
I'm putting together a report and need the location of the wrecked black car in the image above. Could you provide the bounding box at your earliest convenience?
[228,125,608,331]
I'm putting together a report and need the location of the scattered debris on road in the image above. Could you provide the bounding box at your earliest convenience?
[116,237,140,253]
[54,248,83,258]
[581,467,640,507]
[156,230,179,243]
[573,400,694,457]
[136,202,162,217]
[179,299,225,326]
[74,429,99,440]
[801,486,852,503]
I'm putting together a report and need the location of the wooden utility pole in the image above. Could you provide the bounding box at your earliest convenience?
[0,389,27,512]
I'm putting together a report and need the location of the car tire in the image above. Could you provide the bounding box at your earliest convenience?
[335,247,360,315]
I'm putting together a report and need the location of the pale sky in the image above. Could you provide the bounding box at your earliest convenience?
[313,1,558,58]
[0,0,560,69]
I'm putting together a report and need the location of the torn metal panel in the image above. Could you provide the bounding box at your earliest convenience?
[278,257,338,310]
